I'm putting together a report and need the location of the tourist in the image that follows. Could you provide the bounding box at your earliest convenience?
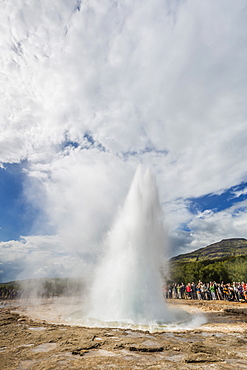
[196,283,202,300]
[209,282,217,300]
[200,283,206,300]
[191,282,197,300]
[238,282,244,301]
[177,284,182,299]
[243,282,247,301]
[205,283,211,300]
[185,283,192,299]
[180,283,185,299]
[172,284,177,299]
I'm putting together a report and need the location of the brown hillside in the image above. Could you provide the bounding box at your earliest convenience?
[170,238,247,262]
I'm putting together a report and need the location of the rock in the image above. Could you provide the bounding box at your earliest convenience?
[225,308,247,317]
[71,340,101,355]
[72,349,89,356]
[185,354,222,363]
[189,342,215,354]
[128,345,164,352]
[172,347,181,351]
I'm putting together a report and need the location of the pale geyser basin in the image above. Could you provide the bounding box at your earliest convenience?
[67,308,207,333]
[12,297,207,333]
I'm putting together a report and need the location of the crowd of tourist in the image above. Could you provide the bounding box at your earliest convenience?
[1,281,247,302]
[164,281,247,302]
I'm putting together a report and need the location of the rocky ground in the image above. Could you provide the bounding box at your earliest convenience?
[0,299,247,369]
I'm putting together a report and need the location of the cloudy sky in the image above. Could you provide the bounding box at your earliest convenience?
[1,0,247,283]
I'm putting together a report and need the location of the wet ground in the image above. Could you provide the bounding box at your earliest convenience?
[0,298,247,369]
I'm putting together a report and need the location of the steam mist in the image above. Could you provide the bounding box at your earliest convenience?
[5,167,204,332]
[88,166,175,325]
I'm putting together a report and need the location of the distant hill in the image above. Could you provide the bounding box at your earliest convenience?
[170,238,247,263]
[169,238,247,283]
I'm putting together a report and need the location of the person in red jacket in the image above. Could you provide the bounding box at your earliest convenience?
[185,283,192,299]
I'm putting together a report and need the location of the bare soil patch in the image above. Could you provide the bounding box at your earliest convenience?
[1,298,247,369]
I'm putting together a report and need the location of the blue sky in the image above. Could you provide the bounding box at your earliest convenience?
[1,0,247,282]
[0,162,54,242]
[0,163,36,241]
[188,183,247,215]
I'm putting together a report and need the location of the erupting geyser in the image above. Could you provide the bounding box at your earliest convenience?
[88,166,175,326]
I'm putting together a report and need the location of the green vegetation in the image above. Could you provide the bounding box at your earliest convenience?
[169,238,247,283]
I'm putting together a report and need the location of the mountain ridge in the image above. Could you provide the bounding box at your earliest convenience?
[170,238,247,263]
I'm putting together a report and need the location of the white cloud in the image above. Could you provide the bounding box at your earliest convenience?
[232,187,247,199]
[1,0,247,280]
[0,235,93,283]
[185,200,247,252]
[1,0,247,167]
[26,148,136,255]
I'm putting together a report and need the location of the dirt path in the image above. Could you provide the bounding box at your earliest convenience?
[0,299,247,369]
